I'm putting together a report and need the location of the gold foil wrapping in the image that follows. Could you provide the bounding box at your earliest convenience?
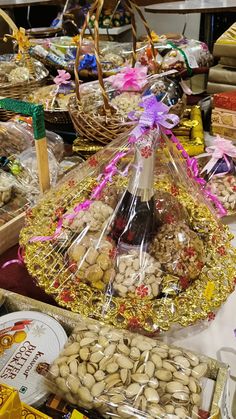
[172,106,205,156]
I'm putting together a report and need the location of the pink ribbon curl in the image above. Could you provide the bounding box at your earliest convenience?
[202,135,236,175]
[166,129,227,217]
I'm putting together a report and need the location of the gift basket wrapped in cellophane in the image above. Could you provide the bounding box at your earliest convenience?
[68,0,159,144]
[25,69,75,125]
[19,95,236,337]
[197,135,236,217]
[0,9,48,121]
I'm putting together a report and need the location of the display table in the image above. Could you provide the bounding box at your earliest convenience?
[145,0,236,50]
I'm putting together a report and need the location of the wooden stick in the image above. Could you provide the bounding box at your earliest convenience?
[35,137,50,193]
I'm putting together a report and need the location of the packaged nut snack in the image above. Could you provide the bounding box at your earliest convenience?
[200,136,236,216]
[19,95,236,336]
[47,318,211,419]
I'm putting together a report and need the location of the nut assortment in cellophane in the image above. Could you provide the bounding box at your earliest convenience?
[19,96,236,335]
[47,317,213,419]
[198,136,236,216]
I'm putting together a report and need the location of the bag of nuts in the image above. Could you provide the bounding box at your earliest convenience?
[47,318,209,419]
[200,136,236,216]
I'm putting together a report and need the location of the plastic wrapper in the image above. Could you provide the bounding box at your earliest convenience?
[136,38,213,75]
[47,318,214,419]
[198,136,236,217]
[27,81,75,112]
[0,121,33,156]
[14,148,59,202]
[7,116,65,162]
[71,70,185,126]
[30,38,146,77]
[19,95,236,337]
[143,75,185,117]
[0,54,48,86]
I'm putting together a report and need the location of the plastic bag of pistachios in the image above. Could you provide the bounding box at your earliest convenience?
[19,94,236,337]
[47,318,219,419]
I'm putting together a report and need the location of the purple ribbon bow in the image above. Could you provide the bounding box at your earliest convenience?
[129,94,179,142]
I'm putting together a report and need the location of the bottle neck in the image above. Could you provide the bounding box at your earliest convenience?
[128,134,155,201]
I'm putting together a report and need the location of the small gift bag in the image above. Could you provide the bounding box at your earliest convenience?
[200,136,236,216]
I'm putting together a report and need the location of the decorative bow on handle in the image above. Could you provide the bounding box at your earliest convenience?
[202,135,236,175]
[108,66,148,92]
[4,27,30,59]
[129,94,179,142]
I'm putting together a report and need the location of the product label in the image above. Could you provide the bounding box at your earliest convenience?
[0,313,66,405]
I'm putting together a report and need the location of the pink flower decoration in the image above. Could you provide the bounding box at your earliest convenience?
[54,69,71,86]
[108,66,148,92]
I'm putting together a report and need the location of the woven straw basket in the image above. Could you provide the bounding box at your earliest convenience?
[0,9,48,121]
[68,0,158,145]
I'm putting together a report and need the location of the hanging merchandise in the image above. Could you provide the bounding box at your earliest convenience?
[19,95,236,336]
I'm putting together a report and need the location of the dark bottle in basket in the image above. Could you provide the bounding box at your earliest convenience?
[110,132,156,250]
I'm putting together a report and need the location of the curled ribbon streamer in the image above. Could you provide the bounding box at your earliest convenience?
[1,246,24,269]
[166,129,227,217]
[129,95,179,141]
[202,135,236,175]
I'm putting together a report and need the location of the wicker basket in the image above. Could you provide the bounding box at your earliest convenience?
[0,9,49,121]
[68,0,158,144]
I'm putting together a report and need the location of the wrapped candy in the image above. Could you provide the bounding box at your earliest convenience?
[19,95,236,336]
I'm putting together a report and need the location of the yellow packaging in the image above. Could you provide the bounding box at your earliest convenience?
[71,410,89,419]
[21,403,52,419]
[0,383,21,419]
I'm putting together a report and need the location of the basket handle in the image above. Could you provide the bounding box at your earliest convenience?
[0,98,50,194]
[127,0,158,71]
[0,8,34,76]
[74,0,112,113]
